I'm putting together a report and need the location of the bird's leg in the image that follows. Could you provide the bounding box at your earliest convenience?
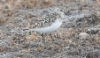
[41,33,45,43]
[29,30,32,35]
[50,33,54,41]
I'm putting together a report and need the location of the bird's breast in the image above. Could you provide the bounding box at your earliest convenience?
[32,19,62,33]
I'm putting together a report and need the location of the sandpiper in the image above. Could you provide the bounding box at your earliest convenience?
[26,7,66,34]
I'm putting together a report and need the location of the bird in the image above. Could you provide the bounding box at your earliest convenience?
[24,7,66,34]
[22,7,67,42]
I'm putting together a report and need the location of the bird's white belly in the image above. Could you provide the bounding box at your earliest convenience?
[32,20,62,33]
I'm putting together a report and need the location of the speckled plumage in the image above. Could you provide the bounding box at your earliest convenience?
[33,12,62,28]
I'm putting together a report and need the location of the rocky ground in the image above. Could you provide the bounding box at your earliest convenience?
[0,0,100,58]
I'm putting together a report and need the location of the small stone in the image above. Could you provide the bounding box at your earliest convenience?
[79,32,90,39]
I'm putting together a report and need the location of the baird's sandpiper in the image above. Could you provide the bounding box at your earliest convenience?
[25,7,66,34]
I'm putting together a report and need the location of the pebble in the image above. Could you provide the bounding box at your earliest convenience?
[79,32,90,39]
